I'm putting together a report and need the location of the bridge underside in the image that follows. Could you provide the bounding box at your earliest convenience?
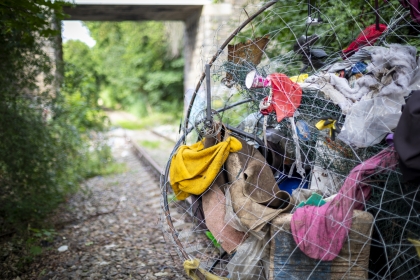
[63,5,202,21]
[62,1,229,93]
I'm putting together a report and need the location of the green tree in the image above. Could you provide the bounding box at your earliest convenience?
[62,40,107,131]
[234,0,416,75]
[0,1,109,230]
[216,0,419,121]
[85,21,184,117]
[0,0,71,228]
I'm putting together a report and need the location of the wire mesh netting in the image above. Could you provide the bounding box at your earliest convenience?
[161,1,420,279]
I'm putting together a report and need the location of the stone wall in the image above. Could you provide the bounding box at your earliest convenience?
[183,0,250,113]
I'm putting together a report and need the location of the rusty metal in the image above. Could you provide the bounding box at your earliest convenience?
[127,136,164,177]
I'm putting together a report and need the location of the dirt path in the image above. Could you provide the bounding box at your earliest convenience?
[18,133,189,280]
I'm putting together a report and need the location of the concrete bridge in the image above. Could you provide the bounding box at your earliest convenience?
[63,0,209,21]
[63,0,244,98]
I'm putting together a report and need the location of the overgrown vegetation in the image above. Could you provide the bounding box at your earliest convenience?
[0,0,113,233]
[237,0,420,74]
[73,21,185,120]
[0,2,185,238]
[113,112,181,130]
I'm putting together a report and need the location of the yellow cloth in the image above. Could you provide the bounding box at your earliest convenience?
[408,238,420,258]
[290,73,308,83]
[169,136,242,200]
[183,258,229,280]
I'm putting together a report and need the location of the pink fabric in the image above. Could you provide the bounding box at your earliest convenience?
[291,147,398,261]
[202,185,247,254]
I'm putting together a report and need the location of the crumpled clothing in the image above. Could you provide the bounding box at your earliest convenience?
[199,130,247,254]
[366,44,417,97]
[329,73,379,101]
[394,90,420,183]
[169,136,242,200]
[291,146,398,261]
[311,44,417,147]
[226,137,293,232]
[329,44,417,101]
[342,24,387,58]
[305,74,353,114]
[224,187,268,240]
[260,73,302,123]
[184,258,229,280]
[202,183,247,254]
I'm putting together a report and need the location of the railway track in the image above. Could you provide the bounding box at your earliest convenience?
[127,135,164,177]
[126,131,213,280]
[124,128,176,178]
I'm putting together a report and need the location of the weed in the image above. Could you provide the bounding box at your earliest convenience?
[167,194,178,203]
[113,111,179,131]
[139,140,160,149]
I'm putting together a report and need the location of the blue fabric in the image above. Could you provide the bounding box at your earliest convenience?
[351,61,367,74]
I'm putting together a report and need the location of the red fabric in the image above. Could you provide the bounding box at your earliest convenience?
[342,24,387,58]
[291,147,398,261]
[260,74,302,122]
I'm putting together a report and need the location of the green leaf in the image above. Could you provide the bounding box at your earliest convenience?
[29,246,43,256]
[205,231,221,248]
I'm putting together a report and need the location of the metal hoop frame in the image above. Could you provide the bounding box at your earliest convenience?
[161,2,279,278]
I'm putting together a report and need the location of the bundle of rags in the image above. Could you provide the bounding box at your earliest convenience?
[225,137,294,232]
[269,210,373,279]
[169,132,246,253]
[169,135,242,200]
[291,146,398,261]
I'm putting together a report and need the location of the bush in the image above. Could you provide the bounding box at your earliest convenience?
[0,1,110,231]
[85,21,184,117]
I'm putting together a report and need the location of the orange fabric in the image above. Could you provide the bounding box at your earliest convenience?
[261,73,302,122]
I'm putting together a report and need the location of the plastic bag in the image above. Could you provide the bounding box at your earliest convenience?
[338,93,404,148]
[291,188,316,206]
[226,234,270,280]
[309,140,344,196]
[236,112,263,135]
